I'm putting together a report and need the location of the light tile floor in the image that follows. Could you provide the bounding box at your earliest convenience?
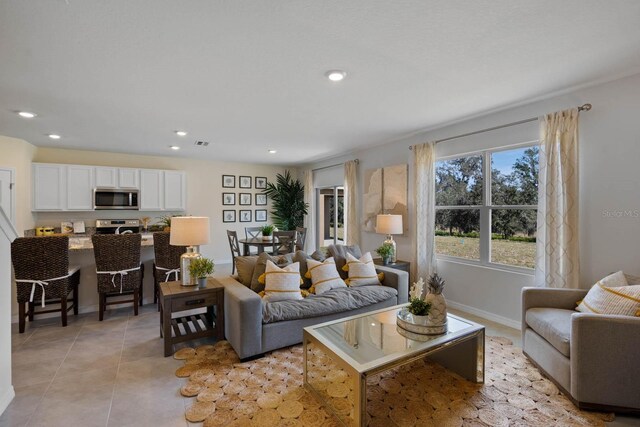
[2,265,638,426]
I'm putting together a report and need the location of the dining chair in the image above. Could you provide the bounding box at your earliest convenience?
[244,226,262,255]
[227,230,241,274]
[92,234,144,320]
[152,232,186,309]
[272,230,297,254]
[295,227,307,251]
[11,236,80,333]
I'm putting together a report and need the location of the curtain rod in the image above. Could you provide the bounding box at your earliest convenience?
[312,159,359,172]
[409,103,592,150]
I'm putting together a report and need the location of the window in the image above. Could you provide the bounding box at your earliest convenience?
[435,145,539,270]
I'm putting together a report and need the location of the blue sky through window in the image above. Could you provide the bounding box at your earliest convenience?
[492,147,526,175]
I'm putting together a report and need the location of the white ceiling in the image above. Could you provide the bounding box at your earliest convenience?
[1,1,640,165]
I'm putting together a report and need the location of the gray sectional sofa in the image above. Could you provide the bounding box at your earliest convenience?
[221,249,408,360]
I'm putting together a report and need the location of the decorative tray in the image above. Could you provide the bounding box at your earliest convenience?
[397,308,448,336]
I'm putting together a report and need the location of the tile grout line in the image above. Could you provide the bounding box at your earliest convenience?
[22,323,83,426]
[104,314,130,426]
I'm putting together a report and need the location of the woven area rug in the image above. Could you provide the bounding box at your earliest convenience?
[174,337,614,426]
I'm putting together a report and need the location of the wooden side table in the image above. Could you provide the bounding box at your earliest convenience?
[373,258,410,273]
[159,279,224,357]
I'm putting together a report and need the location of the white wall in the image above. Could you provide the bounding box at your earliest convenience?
[0,207,18,415]
[0,136,37,235]
[304,72,640,327]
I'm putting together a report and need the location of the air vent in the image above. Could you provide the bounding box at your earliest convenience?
[194,141,209,147]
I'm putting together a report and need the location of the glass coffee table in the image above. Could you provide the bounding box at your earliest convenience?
[303,304,484,427]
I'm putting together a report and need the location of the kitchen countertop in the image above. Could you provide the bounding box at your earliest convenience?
[69,233,154,251]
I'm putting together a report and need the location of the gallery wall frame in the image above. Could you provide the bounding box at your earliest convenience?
[222,175,236,188]
[223,210,236,223]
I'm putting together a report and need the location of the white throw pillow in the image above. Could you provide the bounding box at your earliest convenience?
[344,252,382,286]
[306,257,347,295]
[262,260,303,302]
[576,271,640,316]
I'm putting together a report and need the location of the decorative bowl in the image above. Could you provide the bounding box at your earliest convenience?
[397,308,448,335]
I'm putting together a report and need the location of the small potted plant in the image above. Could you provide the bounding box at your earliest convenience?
[407,277,432,324]
[261,225,275,241]
[189,257,214,288]
[375,243,395,265]
[156,214,182,232]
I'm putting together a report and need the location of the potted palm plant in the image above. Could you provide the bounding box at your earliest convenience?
[262,171,308,230]
[189,257,214,288]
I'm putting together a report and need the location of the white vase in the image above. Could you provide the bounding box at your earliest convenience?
[262,235,272,241]
[425,292,447,326]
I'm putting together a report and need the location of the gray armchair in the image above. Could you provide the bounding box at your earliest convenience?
[522,279,640,413]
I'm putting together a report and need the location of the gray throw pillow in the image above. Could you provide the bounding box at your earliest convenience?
[250,252,294,293]
[235,256,258,287]
[328,244,362,279]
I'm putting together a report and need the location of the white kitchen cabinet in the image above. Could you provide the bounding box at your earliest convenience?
[139,169,164,211]
[118,168,139,189]
[33,163,185,212]
[95,167,118,188]
[66,165,94,210]
[164,171,186,211]
[33,164,66,210]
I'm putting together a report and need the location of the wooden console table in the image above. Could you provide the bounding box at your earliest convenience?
[159,279,224,357]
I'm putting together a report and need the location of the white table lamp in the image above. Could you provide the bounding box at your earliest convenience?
[376,214,403,263]
[170,216,210,286]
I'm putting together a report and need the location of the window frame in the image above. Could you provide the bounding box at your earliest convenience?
[435,140,538,274]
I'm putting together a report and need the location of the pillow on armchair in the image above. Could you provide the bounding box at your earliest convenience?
[576,270,640,316]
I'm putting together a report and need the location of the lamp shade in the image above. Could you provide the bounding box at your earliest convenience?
[170,216,210,246]
[376,214,403,235]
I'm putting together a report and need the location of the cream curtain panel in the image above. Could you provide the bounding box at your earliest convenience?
[535,108,580,288]
[344,160,359,246]
[303,169,316,251]
[413,142,437,283]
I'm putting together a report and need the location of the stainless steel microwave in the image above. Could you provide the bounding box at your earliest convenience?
[93,188,139,210]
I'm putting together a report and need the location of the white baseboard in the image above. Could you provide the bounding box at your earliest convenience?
[0,385,15,416]
[446,300,521,330]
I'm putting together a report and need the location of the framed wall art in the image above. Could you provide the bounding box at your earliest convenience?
[223,210,236,223]
[222,192,236,205]
[222,175,236,188]
[255,209,267,222]
[255,177,267,189]
[255,194,267,205]
[239,193,252,205]
[239,210,252,222]
[239,176,252,189]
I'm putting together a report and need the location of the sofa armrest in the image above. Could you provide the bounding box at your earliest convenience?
[521,287,587,335]
[217,276,263,360]
[571,313,640,408]
[376,266,409,304]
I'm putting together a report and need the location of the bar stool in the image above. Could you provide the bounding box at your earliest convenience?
[153,231,186,308]
[92,234,143,320]
[11,236,80,333]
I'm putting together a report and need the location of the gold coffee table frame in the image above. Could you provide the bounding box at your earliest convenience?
[303,304,485,427]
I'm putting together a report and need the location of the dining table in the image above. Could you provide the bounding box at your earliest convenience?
[238,237,278,256]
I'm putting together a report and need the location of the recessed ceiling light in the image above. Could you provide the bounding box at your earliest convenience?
[175,131,188,137]
[170,145,180,150]
[325,70,346,82]
[18,111,37,118]
[268,149,277,154]
[48,134,61,140]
